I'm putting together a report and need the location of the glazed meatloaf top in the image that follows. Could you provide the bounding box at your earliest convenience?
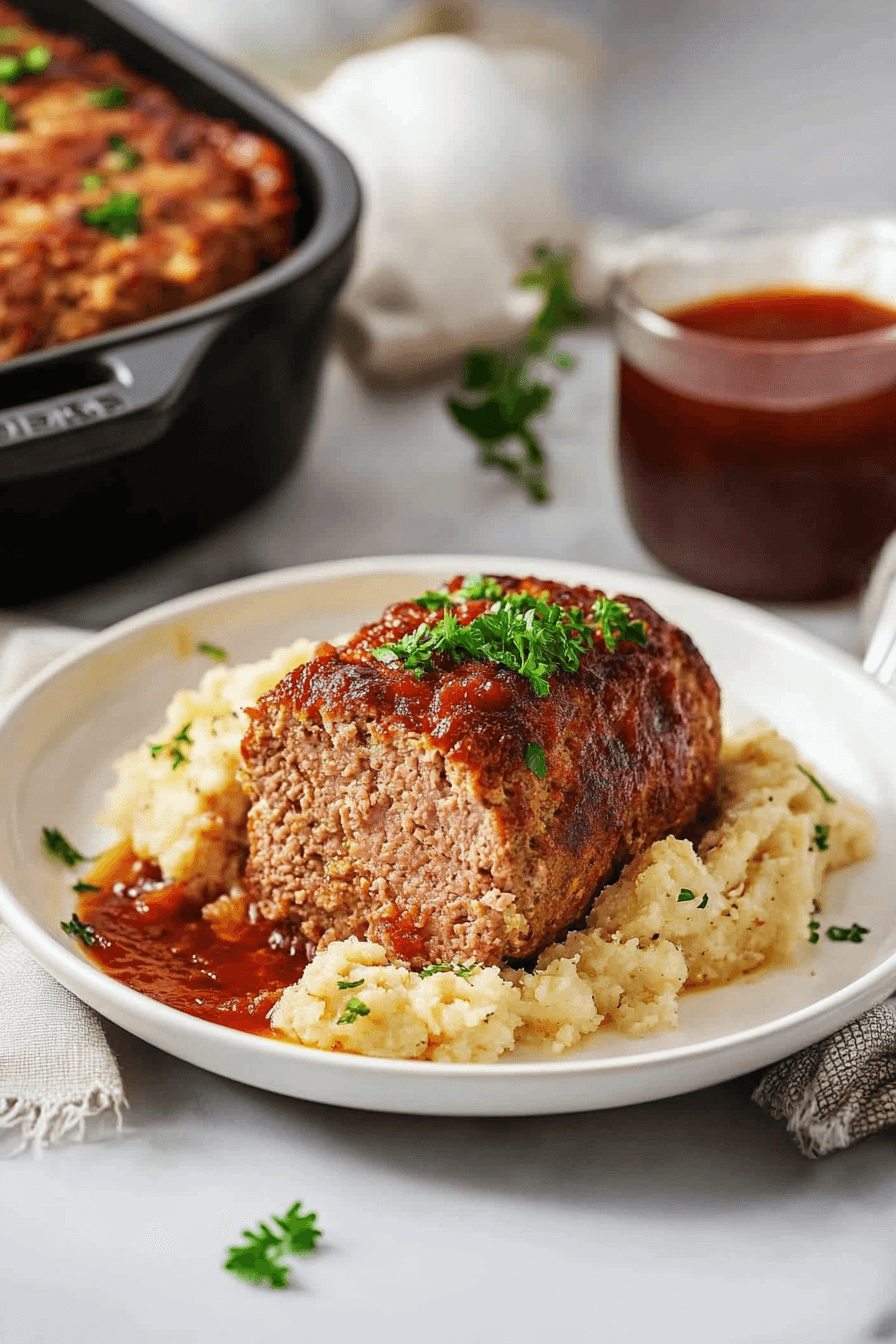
[240,575,723,967]
[0,4,295,360]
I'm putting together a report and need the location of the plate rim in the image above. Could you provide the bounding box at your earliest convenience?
[1,552,894,1094]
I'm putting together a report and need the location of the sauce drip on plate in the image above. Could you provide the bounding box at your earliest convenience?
[77,844,305,1033]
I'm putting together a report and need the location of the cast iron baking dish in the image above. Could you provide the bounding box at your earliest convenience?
[0,0,360,605]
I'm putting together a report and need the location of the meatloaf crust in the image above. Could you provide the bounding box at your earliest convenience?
[0,4,295,360]
[240,575,722,968]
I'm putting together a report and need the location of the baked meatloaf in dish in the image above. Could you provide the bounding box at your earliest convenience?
[241,574,722,968]
[0,4,295,360]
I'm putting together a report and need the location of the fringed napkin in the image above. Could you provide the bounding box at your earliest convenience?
[0,621,124,1155]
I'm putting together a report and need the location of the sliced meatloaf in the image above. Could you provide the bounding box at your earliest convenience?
[240,575,722,968]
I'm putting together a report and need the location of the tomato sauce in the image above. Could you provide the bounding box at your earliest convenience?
[618,287,896,601]
[77,844,305,1033]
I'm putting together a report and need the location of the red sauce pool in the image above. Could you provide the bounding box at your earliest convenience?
[618,287,896,601]
[77,844,306,1033]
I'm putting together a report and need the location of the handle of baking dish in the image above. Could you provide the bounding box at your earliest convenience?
[0,314,229,482]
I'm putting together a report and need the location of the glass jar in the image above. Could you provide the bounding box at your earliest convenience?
[611,216,896,602]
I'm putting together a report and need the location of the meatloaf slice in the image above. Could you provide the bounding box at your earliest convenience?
[240,575,722,968]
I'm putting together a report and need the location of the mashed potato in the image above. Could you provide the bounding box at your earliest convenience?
[102,643,876,1065]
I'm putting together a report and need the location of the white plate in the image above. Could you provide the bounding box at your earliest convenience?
[1,555,895,1117]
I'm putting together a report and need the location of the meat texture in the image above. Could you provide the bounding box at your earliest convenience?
[0,5,295,361]
[240,575,722,968]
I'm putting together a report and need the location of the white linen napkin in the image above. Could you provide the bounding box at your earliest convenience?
[0,621,125,1155]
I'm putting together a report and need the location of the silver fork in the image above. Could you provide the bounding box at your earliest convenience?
[862,533,896,686]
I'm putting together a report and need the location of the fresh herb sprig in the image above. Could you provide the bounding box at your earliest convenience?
[82,190,141,239]
[524,741,546,778]
[337,997,370,1025]
[60,913,96,946]
[224,1202,321,1289]
[149,722,192,770]
[592,597,647,653]
[419,962,480,980]
[447,244,589,502]
[373,591,589,697]
[42,827,91,867]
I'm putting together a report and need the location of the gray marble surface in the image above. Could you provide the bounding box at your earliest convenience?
[5,0,896,1337]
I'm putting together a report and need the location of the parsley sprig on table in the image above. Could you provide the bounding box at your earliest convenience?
[447,244,589,502]
[224,1202,321,1289]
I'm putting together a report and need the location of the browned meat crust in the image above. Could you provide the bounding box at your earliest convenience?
[0,5,295,360]
[240,575,722,967]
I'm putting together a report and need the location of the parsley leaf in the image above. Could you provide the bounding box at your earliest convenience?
[592,597,647,654]
[149,724,192,770]
[73,880,100,894]
[677,888,697,902]
[372,591,590,697]
[414,591,449,611]
[813,823,830,852]
[796,765,836,804]
[337,997,370,1024]
[524,741,547,778]
[60,913,96,946]
[447,244,588,502]
[42,827,90,867]
[82,190,141,239]
[455,574,503,602]
[808,919,821,944]
[89,84,127,108]
[826,923,870,944]
[224,1202,321,1289]
[419,962,480,980]
[197,641,227,661]
[698,893,709,909]
[337,978,365,990]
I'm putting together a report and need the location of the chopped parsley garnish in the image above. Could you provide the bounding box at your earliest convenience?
[224,1202,321,1290]
[419,962,480,980]
[73,881,100,894]
[42,827,90,867]
[337,997,370,1025]
[89,84,127,108]
[414,591,449,611]
[372,591,590,696]
[197,641,227,661]
[447,244,589,502]
[826,923,870,944]
[149,723,192,770]
[108,133,141,170]
[592,597,647,653]
[82,173,105,189]
[60,913,96,946]
[0,98,14,131]
[456,574,503,602]
[808,919,821,945]
[796,765,836,805]
[337,978,365,991]
[0,53,19,81]
[698,893,709,909]
[81,190,141,239]
[813,824,830,852]
[677,888,697,902]
[524,741,547,778]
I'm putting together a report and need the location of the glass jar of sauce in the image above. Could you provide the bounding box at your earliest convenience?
[612,219,896,601]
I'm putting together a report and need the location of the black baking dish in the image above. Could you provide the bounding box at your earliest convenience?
[0,0,360,605]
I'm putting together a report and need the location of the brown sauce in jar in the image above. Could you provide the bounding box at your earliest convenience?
[76,843,305,1033]
[618,288,896,601]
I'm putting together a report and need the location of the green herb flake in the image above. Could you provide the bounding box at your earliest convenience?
[796,764,836,805]
[418,962,479,980]
[82,173,105,189]
[108,133,141,170]
[455,574,503,602]
[447,244,589,502]
[169,746,188,771]
[197,641,227,661]
[89,84,127,108]
[60,913,96,946]
[808,919,821,945]
[81,190,141,239]
[592,597,647,654]
[337,996,370,1025]
[677,888,697,902]
[826,923,870,944]
[0,97,14,130]
[337,978,365,991]
[224,1201,321,1290]
[813,823,831,852]
[0,53,20,81]
[697,893,709,909]
[372,591,590,697]
[413,591,449,611]
[22,44,50,72]
[73,880,100,894]
[149,742,166,759]
[524,741,547,778]
[173,723,193,745]
[42,827,89,867]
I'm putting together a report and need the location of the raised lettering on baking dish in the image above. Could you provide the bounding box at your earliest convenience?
[83,574,874,1062]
